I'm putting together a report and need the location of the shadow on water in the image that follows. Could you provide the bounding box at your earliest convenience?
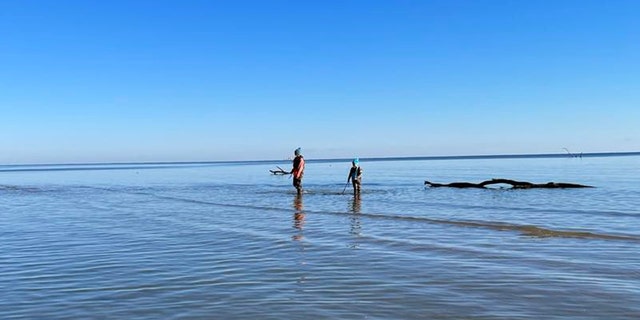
[81,185,640,242]
[0,185,41,192]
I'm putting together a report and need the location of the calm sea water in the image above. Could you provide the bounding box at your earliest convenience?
[1,156,639,319]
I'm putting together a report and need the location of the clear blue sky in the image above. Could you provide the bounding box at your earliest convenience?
[1,0,638,164]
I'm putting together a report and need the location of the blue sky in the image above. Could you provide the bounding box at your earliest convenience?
[1,0,638,164]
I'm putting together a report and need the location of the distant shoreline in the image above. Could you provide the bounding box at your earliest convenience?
[1,151,639,172]
[347,151,640,163]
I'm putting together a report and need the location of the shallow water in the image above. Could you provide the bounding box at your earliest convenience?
[1,156,639,319]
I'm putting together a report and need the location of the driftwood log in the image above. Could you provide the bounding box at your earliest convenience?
[269,166,291,175]
[424,178,593,189]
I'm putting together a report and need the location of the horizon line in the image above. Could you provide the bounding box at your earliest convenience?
[2,151,639,168]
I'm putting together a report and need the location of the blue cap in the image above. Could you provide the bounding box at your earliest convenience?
[352,158,359,165]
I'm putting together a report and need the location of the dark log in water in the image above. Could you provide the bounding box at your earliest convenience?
[269,166,291,175]
[424,178,593,189]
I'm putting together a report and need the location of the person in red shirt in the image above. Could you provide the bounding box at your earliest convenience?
[290,147,305,194]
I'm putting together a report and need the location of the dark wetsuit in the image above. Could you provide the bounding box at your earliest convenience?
[348,166,362,192]
[292,155,304,193]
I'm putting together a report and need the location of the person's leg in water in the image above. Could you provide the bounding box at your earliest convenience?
[293,177,303,194]
[352,178,360,194]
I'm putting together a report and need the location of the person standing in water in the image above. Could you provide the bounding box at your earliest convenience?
[347,158,363,194]
[290,147,305,194]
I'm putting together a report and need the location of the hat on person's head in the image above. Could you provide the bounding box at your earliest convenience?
[294,147,302,156]
[352,158,359,165]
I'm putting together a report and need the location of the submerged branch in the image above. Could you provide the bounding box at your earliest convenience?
[424,178,593,189]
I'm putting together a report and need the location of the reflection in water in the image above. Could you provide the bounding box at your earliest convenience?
[349,194,362,248]
[291,193,307,290]
[292,193,305,241]
[349,193,361,214]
